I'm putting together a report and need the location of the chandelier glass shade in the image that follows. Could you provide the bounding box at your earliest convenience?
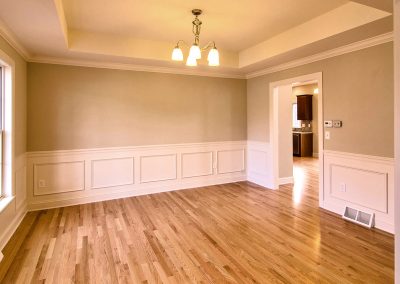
[171,9,220,67]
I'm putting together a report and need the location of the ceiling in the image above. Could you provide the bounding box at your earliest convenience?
[63,0,349,52]
[0,0,393,77]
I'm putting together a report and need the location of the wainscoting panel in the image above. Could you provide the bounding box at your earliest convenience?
[323,150,394,233]
[181,152,213,179]
[330,164,388,213]
[247,141,274,188]
[33,161,85,196]
[26,141,247,210]
[140,154,177,183]
[217,149,245,174]
[91,158,134,189]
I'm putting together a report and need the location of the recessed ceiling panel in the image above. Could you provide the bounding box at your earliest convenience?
[63,0,349,51]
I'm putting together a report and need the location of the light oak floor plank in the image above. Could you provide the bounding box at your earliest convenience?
[1,157,394,283]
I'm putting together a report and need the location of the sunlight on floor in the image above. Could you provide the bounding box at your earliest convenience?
[292,164,306,205]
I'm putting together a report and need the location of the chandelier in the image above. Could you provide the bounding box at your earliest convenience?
[171,9,220,67]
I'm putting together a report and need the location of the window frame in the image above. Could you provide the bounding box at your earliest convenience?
[0,48,15,210]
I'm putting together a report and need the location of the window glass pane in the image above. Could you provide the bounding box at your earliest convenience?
[292,104,301,128]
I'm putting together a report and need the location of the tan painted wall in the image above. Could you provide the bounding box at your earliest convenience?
[247,42,394,157]
[27,63,247,151]
[292,84,319,155]
[277,85,294,178]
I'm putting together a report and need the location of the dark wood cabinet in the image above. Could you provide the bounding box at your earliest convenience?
[297,95,313,120]
[293,133,313,157]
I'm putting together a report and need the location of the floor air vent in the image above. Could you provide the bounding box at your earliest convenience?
[342,206,374,228]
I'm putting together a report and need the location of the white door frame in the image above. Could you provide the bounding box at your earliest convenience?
[394,0,399,282]
[269,72,323,206]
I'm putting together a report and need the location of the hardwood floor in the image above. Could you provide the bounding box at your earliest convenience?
[1,157,393,283]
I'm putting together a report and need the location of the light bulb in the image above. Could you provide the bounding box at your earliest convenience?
[189,44,201,60]
[186,56,197,67]
[171,46,183,61]
[207,47,219,66]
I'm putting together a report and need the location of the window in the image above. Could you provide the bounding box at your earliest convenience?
[292,103,301,128]
[0,66,3,198]
[0,53,13,202]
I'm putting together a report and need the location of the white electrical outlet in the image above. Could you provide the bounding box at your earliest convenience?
[38,179,47,188]
[340,183,346,192]
[325,131,330,140]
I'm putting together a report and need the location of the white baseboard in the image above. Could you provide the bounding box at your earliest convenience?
[247,173,274,189]
[0,200,27,251]
[27,141,247,210]
[279,176,294,185]
[313,152,319,158]
[29,175,246,211]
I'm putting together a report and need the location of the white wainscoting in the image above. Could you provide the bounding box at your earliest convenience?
[0,153,27,251]
[246,141,274,189]
[26,141,247,210]
[322,150,395,233]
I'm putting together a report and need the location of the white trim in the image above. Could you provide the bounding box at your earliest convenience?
[313,153,319,158]
[246,141,274,189]
[269,73,324,207]
[0,43,16,203]
[0,199,27,250]
[279,176,294,185]
[29,32,393,79]
[0,196,14,214]
[28,175,245,211]
[27,140,247,158]
[27,141,247,210]
[28,56,246,79]
[322,150,394,233]
[393,0,400,281]
[0,19,30,60]
[246,32,394,79]
[323,150,394,164]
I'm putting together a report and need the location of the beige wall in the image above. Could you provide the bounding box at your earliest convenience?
[247,42,394,157]
[292,84,319,155]
[277,85,294,178]
[27,63,247,151]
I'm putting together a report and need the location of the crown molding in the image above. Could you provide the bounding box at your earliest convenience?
[28,56,247,79]
[0,18,30,60]
[245,32,394,79]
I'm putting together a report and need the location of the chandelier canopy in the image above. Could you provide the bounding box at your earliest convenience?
[171,9,220,67]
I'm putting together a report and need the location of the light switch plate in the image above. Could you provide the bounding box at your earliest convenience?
[324,120,333,128]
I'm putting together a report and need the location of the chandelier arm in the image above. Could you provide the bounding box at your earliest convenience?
[176,40,190,48]
[201,41,217,51]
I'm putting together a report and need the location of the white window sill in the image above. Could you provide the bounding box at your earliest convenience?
[0,196,15,214]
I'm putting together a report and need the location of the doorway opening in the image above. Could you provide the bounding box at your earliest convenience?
[269,72,323,206]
